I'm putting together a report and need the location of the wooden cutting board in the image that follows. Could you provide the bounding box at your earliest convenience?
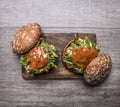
[22,33,96,79]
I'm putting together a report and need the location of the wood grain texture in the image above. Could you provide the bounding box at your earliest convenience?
[22,33,96,79]
[0,0,120,28]
[0,0,120,107]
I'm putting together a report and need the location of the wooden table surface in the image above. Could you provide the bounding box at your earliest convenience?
[0,0,120,107]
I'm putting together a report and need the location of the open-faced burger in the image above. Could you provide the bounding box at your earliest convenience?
[62,33,99,74]
[20,38,58,76]
[11,23,58,77]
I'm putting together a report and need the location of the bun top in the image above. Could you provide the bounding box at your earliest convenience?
[11,23,41,54]
[84,54,112,85]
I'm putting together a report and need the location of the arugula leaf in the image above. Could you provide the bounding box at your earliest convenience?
[74,66,84,74]
[74,33,79,44]
[63,59,73,65]
[35,39,41,47]
[28,68,40,76]
[64,53,72,61]
[71,43,78,48]
[28,68,40,73]
[20,55,29,66]
[84,36,90,45]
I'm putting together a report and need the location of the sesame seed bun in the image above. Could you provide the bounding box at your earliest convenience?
[84,54,112,85]
[11,23,41,54]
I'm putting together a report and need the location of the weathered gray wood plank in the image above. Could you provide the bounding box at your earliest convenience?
[0,0,120,28]
[0,27,120,107]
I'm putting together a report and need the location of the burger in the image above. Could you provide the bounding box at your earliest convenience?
[20,38,57,76]
[62,33,99,74]
[11,23,58,77]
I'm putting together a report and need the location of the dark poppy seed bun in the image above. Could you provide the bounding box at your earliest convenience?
[11,23,41,54]
[84,54,112,85]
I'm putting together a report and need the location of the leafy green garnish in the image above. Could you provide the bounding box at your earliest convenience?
[74,33,79,45]
[63,53,72,64]
[74,65,84,74]
[28,68,40,77]
[20,38,58,77]
[20,55,29,66]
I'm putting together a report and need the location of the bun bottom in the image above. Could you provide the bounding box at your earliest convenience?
[62,38,83,74]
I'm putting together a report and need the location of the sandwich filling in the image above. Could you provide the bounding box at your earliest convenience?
[25,46,48,69]
[72,45,97,70]
[20,38,58,76]
[63,34,99,74]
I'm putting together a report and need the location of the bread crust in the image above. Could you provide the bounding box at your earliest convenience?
[84,54,112,85]
[11,23,41,54]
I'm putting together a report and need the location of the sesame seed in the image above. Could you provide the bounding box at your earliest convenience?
[17,43,20,46]
[22,32,26,38]
[43,54,48,58]
[28,24,31,27]
[33,56,37,59]
[27,70,30,73]
[32,26,35,29]
[33,52,36,55]
[31,30,35,34]
[28,38,32,42]
[16,47,19,50]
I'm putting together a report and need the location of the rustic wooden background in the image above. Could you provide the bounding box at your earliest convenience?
[0,0,120,107]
